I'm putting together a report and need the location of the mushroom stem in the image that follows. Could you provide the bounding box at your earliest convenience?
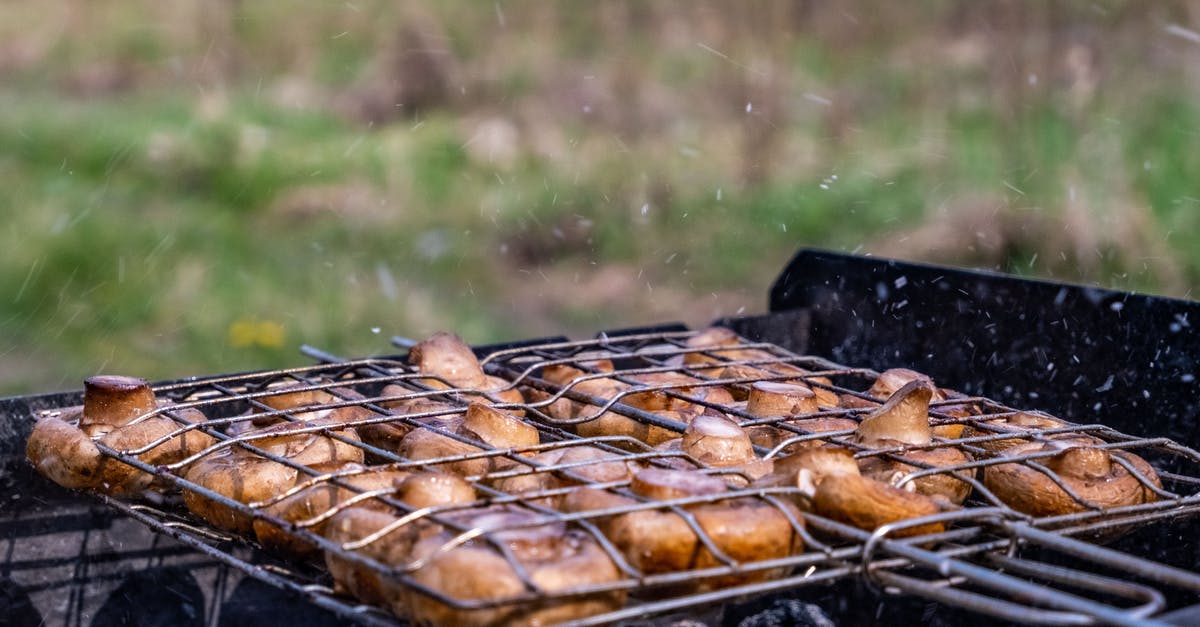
[630,467,727,500]
[80,375,157,435]
[681,413,755,467]
[762,447,945,537]
[856,380,934,446]
[746,382,819,417]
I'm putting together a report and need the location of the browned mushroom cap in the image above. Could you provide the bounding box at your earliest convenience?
[398,424,488,477]
[983,439,1161,518]
[229,384,376,437]
[855,381,974,505]
[183,420,364,534]
[27,415,106,491]
[460,403,539,453]
[492,445,640,508]
[685,385,738,408]
[323,505,446,611]
[402,508,625,626]
[651,436,774,485]
[265,384,373,423]
[541,364,687,447]
[762,448,945,538]
[872,369,939,398]
[26,376,215,496]
[250,418,365,467]
[541,364,635,431]
[856,380,934,446]
[253,463,411,558]
[630,467,727,500]
[354,386,461,451]
[624,371,700,413]
[965,411,1071,453]
[842,370,974,437]
[323,471,480,610]
[564,467,802,593]
[398,404,539,477]
[183,450,306,534]
[409,332,524,406]
[842,368,944,408]
[686,326,741,350]
[802,377,842,409]
[410,331,488,387]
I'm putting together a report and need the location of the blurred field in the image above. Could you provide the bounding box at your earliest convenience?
[2,1,1200,394]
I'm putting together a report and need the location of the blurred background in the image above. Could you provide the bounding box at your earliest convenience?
[2,1,1199,394]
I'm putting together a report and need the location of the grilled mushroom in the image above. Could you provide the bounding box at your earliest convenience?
[26,375,214,497]
[355,386,461,452]
[492,445,640,508]
[843,368,973,437]
[682,413,756,468]
[410,332,524,407]
[983,438,1161,517]
[647,413,773,483]
[965,410,1071,453]
[562,467,802,592]
[761,447,944,537]
[253,463,410,557]
[324,472,479,610]
[683,327,839,406]
[743,381,856,450]
[398,403,539,477]
[541,363,681,446]
[182,418,364,534]
[855,381,973,504]
[403,508,625,626]
[227,384,374,436]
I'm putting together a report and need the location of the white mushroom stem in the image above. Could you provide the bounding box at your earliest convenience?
[745,381,819,417]
[681,413,756,467]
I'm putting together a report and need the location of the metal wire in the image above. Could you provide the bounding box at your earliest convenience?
[38,328,1200,625]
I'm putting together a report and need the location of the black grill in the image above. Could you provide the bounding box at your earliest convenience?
[3,249,1199,626]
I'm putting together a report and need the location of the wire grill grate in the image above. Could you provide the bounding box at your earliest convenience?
[31,328,1200,625]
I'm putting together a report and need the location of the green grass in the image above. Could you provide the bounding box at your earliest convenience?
[3,3,1200,394]
[5,82,1200,394]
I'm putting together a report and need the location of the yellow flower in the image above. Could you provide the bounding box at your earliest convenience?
[228,318,285,348]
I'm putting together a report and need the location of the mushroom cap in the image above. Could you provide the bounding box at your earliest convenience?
[567,467,803,593]
[28,379,215,497]
[409,332,487,388]
[854,382,975,503]
[398,424,488,477]
[869,369,945,401]
[760,447,946,537]
[404,509,624,626]
[631,467,728,501]
[396,471,477,509]
[253,463,411,558]
[859,446,974,505]
[461,402,539,450]
[966,411,1070,453]
[983,440,1161,517]
[812,473,944,538]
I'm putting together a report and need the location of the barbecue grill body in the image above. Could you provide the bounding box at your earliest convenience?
[3,248,1200,626]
